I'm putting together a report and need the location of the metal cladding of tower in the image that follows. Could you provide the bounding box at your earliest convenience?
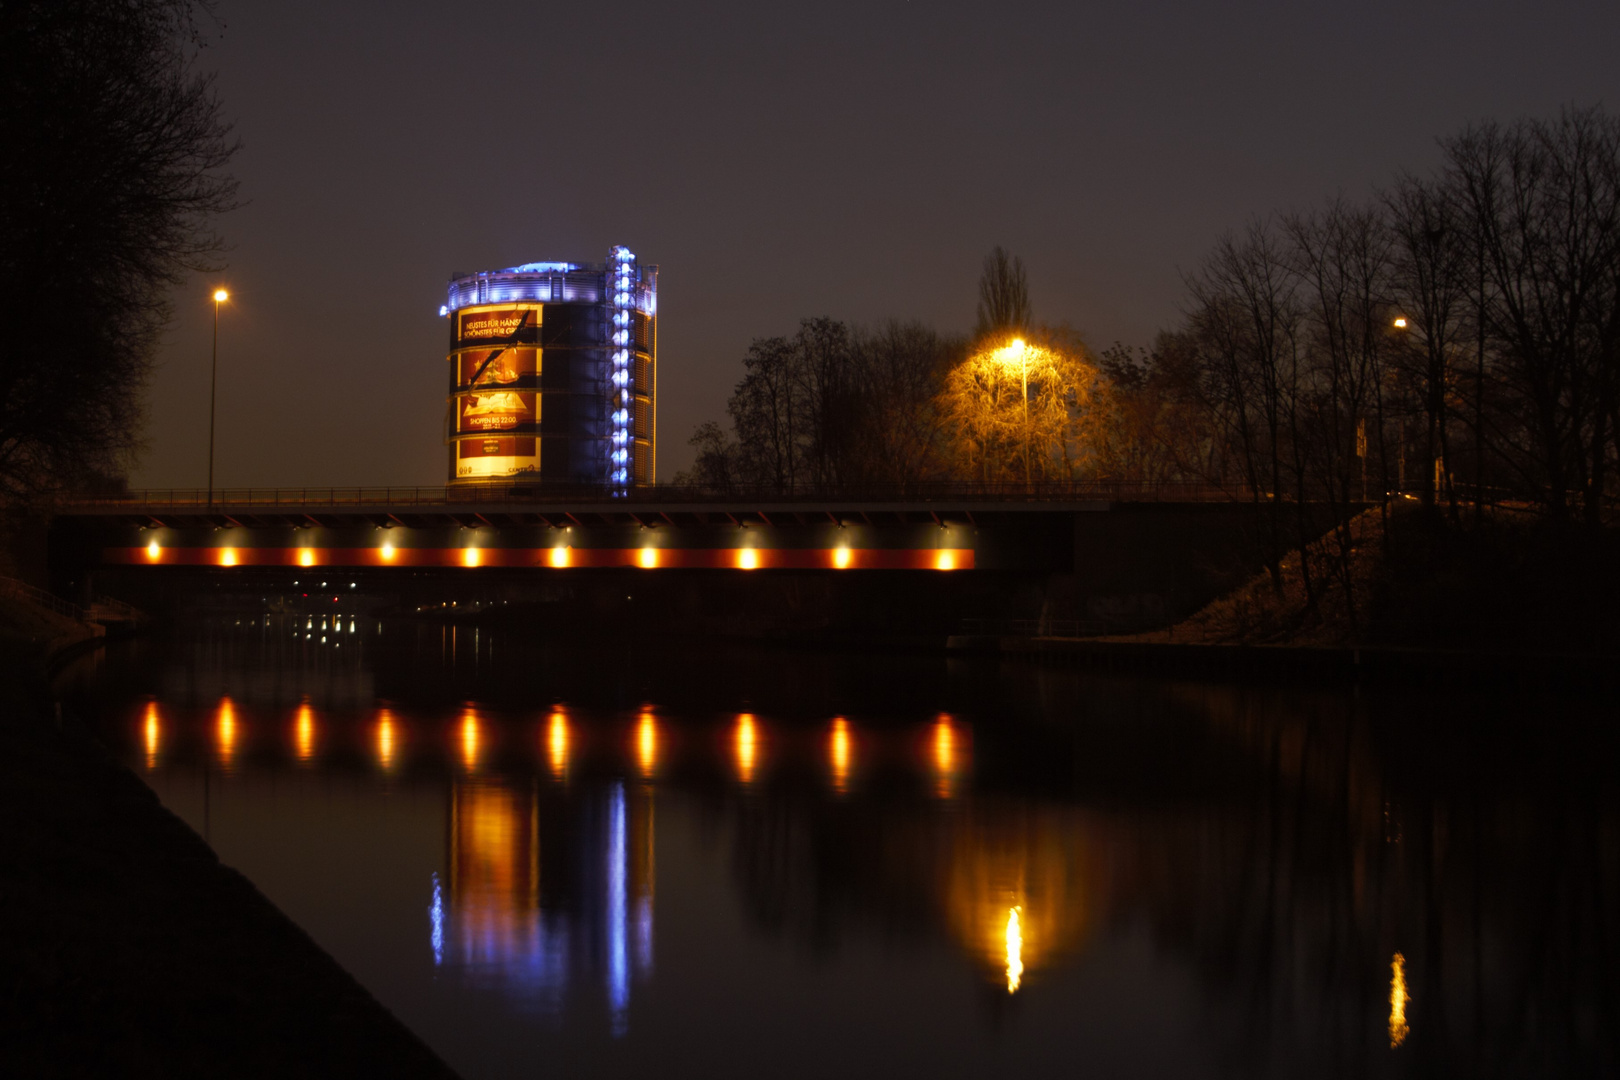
[441,247,657,491]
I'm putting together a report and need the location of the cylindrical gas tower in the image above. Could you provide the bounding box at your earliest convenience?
[443,247,657,490]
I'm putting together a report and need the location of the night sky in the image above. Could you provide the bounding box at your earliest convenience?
[134,0,1620,489]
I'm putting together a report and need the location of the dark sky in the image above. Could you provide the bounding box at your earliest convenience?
[135,0,1620,489]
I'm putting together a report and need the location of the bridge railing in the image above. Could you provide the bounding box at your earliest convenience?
[0,573,86,621]
[63,480,1258,510]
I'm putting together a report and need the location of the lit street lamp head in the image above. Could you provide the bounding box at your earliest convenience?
[1392,316,1408,329]
[995,338,1029,367]
[213,288,229,303]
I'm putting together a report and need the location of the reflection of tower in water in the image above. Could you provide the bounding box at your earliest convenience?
[443,777,655,1030]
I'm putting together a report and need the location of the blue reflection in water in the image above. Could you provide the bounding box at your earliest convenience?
[608,781,629,1036]
[429,778,652,1029]
[430,872,444,967]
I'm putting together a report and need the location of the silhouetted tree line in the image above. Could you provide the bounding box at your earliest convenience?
[682,318,969,490]
[0,0,237,506]
[678,247,1115,490]
[681,107,1618,639]
[1108,105,1620,530]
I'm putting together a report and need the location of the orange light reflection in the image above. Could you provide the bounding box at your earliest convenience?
[460,708,481,771]
[1006,906,1024,992]
[1390,952,1410,1047]
[636,710,658,778]
[142,702,160,769]
[547,709,569,777]
[295,701,316,761]
[735,713,758,784]
[216,697,237,767]
[829,717,852,793]
[933,715,960,798]
[376,708,397,770]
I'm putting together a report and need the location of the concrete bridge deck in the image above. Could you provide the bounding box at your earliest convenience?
[50,483,1320,637]
[55,482,1265,575]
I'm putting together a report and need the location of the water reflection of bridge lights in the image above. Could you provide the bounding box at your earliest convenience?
[547,709,570,777]
[295,701,316,761]
[143,701,160,769]
[460,709,481,771]
[376,708,397,770]
[734,714,758,784]
[933,715,960,799]
[636,711,658,778]
[829,718,852,793]
[1006,907,1024,992]
[215,697,238,767]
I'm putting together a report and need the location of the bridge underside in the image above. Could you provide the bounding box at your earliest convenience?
[53,495,1316,636]
[62,499,1107,574]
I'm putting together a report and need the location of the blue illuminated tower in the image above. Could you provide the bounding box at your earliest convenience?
[442,249,657,490]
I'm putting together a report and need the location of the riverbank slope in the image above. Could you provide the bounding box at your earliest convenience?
[0,594,459,1078]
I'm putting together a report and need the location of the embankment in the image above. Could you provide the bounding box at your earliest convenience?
[0,594,458,1079]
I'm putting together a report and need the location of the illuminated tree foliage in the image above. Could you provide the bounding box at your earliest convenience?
[940,337,1108,483]
[0,0,237,504]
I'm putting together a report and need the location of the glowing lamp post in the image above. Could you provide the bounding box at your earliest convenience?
[208,288,229,509]
[996,338,1032,484]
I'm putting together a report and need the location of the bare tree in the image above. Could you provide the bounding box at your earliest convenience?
[847,321,960,488]
[974,246,1032,341]
[1444,107,1620,525]
[1186,222,1304,595]
[0,0,239,504]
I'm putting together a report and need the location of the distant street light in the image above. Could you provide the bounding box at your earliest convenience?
[208,288,229,508]
[996,338,1032,483]
[1392,316,1409,329]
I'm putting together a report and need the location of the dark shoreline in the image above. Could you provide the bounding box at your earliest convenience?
[945,633,1617,691]
[2,635,460,1079]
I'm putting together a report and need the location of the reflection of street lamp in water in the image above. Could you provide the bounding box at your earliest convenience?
[1006,906,1024,993]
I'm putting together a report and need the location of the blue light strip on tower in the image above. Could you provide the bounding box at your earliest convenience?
[608,245,635,493]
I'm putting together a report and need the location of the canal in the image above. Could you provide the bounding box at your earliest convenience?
[57,611,1618,1078]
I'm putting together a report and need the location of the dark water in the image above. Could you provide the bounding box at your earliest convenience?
[59,613,1619,1079]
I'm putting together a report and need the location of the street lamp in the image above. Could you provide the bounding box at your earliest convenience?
[208,288,228,508]
[996,338,1031,484]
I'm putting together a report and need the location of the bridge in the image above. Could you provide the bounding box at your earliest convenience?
[51,482,1286,635]
[55,481,1256,570]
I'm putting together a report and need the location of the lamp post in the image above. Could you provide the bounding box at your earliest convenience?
[208,288,228,508]
[999,338,1031,484]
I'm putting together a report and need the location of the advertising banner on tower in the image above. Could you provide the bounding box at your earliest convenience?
[459,437,537,460]
[456,306,540,345]
[457,348,538,388]
[457,391,537,433]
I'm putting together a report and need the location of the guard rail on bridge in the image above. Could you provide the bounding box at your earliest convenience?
[63,480,1252,512]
